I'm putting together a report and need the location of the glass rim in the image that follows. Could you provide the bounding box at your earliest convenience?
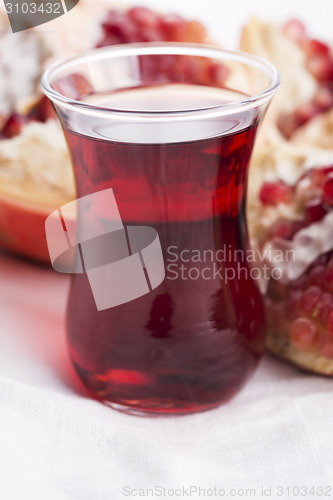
[41,42,280,118]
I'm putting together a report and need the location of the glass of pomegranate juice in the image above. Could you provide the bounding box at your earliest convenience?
[42,43,279,415]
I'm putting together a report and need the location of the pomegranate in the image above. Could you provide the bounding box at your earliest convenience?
[259,165,333,373]
[0,6,216,263]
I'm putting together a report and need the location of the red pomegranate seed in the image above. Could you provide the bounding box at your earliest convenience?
[314,85,333,110]
[305,165,333,187]
[207,62,229,85]
[308,265,327,286]
[290,317,318,350]
[305,197,328,222]
[295,101,320,126]
[283,19,306,42]
[277,111,300,138]
[259,181,292,206]
[184,20,207,43]
[291,273,308,290]
[128,7,159,28]
[2,113,28,138]
[27,95,56,122]
[159,14,187,41]
[304,39,331,57]
[268,219,294,239]
[299,285,322,316]
[328,310,333,337]
[324,259,333,293]
[323,173,333,206]
[307,55,333,81]
[316,292,333,325]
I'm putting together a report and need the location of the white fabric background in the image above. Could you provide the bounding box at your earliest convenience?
[1,1,333,499]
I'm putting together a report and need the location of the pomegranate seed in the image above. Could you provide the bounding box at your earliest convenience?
[259,181,292,206]
[304,39,331,57]
[27,95,55,122]
[97,34,123,48]
[184,20,207,43]
[277,111,300,138]
[268,219,294,240]
[159,14,186,41]
[316,292,333,325]
[283,19,306,42]
[290,317,318,350]
[324,259,333,293]
[291,273,308,290]
[207,62,228,85]
[314,85,333,110]
[2,113,27,138]
[308,265,326,286]
[141,27,163,42]
[101,11,135,42]
[305,197,328,222]
[328,310,333,337]
[128,7,159,28]
[307,55,333,81]
[323,173,333,206]
[304,165,333,188]
[299,285,322,317]
[295,101,320,126]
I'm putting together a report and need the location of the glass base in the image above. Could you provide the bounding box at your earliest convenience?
[103,399,222,417]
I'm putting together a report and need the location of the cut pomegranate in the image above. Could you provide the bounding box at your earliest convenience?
[261,165,333,362]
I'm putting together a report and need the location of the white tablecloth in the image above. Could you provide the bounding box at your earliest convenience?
[1,250,333,500]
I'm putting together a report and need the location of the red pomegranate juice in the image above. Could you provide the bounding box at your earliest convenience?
[64,84,266,414]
